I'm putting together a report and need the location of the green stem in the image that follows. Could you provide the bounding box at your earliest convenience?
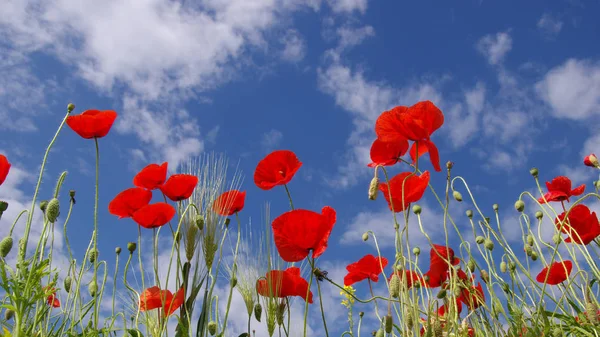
[92,137,100,329]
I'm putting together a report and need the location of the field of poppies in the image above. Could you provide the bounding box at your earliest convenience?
[1,101,600,337]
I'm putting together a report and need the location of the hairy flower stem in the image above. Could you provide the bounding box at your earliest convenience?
[316,275,330,337]
[303,257,315,337]
[92,137,100,329]
[112,252,120,318]
[283,184,294,210]
[221,212,243,335]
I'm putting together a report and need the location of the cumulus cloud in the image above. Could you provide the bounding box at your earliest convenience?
[280,29,307,63]
[476,31,513,65]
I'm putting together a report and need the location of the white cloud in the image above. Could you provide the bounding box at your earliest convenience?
[476,32,513,65]
[537,13,563,37]
[444,82,486,148]
[260,129,284,152]
[280,29,306,63]
[326,0,368,14]
[336,25,374,51]
[535,59,600,120]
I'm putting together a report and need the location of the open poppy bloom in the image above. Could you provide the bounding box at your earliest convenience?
[43,286,60,308]
[272,206,336,262]
[132,203,176,229]
[367,138,409,167]
[388,269,423,290]
[378,171,430,212]
[139,286,185,316]
[375,101,444,172]
[133,162,168,190]
[584,154,599,168]
[160,174,199,201]
[256,267,313,303]
[343,254,388,286]
[0,154,10,186]
[212,190,246,216]
[254,150,302,190]
[108,188,153,219]
[537,176,585,204]
[437,297,463,317]
[536,260,573,285]
[423,245,461,288]
[459,282,485,311]
[66,110,118,139]
[555,204,600,245]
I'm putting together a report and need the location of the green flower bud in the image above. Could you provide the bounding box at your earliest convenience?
[69,190,76,198]
[67,103,75,112]
[501,282,509,293]
[475,236,485,244]
[375,329,384,337]
[0,201,8,212]
[64,277,72,293]
[0,236,13,257]
[384,315,393,333]
[115,247,122,255]
[362,232,369,242]
[127,242,137,253]
[40,200,48,212]
[466,209,473,218]
[436,289,447,299]
[480,270,489,283]
[4,308,14,321]
[467,259,476,272]
[230,277,237,288]
[368,177,379,201]
[88,281,98,297]
[552,235,562,245]
[508,261,516,272]
[530,167,539,177]
[484,239,494,251]
[524,245,533,256]
[207,321,217,335]
[514,200,525,212]
[493,203,499,211]
[535,211,543,220]
[412,204,422,215]
[195,215,204,230]
[500,261,507,273]
[527,234,534,246]
[389,273,400,298]
[88,249,98,263]
[254,303,262,322]
[453,191,463,202]
[359,311,364,318]
[46,198,60,223]
[446,161,454,170]
[531,252,538,261]
[413,247,421,256]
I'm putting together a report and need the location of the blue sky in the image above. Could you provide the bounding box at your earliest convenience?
[1,0,600,335]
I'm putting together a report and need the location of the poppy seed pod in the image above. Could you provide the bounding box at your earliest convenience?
[484,239,494,251]
[208,321,217,335]
[475,236,485,244]
[115,247,122,255]
[254,303,262,322]
[412,247,421,256]
[526,234,535,246]
[40,200,48,212]
[514,200,525,212]
[384,315,393,333]
[500,261,507,273]
[389,274,400,298]
[127,242,136,253]
[4,308,14,321]
[453,191,463,202]
[0,236,13,257]
[88,281,98,297]
[412,204,422,215]
[446,161,454,170]
[530,167,539,177]
[64,277,72,293]
[46,198,60,223]
[67,103,75,112]
[88,249,98,263]
[535,211,543,220]
[493,203,499,211]
[524,245,533,256]
[362,232,369,241]
[552,235,562,245]
[368,177,379,201]
[531,251,538,261]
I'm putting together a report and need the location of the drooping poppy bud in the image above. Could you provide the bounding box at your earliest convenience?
[46,198,60,223]
[0,237,13,257]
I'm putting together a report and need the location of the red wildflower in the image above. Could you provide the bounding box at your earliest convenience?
[423,245,460,288]
[133,162,168,190]
[555,204,600,245]
[212,190,246,216]
[584,154,599,168]
[388,270,423,289]
[272,206,336,262]
[254,150,302,190]
[343,254,388,286]
[44,286,60,308]
[0,154,10,186]
[459,282,485,311]
[256,267,313,303]
[367,138,409,167]
[378,171,430,212]
[437,297,462,317]
[375,101,444,171]
[66,110,117,139]
[537,176,585,204]
[536,260,573,285]
[139,286,185,316]
[108,188,153,218]
[160,174,198,201]
[132,203,176,229]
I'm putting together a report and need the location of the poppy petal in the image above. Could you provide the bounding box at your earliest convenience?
[108,188,153,219]
[133,162,168,190]
[66,110,117,139]
[368,138,408,167]
[536,261,573,285]
[160,174,199,201]
[254,150,302,190]
[0,154,11,186]
[132,203,176,229]
[212,190,246,216]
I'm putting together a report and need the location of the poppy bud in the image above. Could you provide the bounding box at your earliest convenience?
[484,239,494,251]
[529,167,539,177]
[446,161,454,170]
[412,247,420,256]
[524,245,532,256]
[535,211,543,220]
[453,286,461,297]
[423,275,430,284]
[595,180,600,189]
[4,308,14,321]
[436,289,447,299]
[254,303,262,322]
[508,261,516,272]
[467,259,476,272]
[368,177,379,200]
[480,270,489,283]
[69,190,76,204]
[40,200,48,212]
[224,218,230,227]
[359,311,364,318]
[88,281,98,297]
[466,209,473,218]
[375,329,383,337]
[195,215,204,230]
[514,200,525,212]
[453,191,463,202]
[531,251,538,261]
[552,235,562,245]
[64,277,72,293]
[389,274,400,298]
[230,277,237,288]
[526,234,534,246]
[475,236,485,244]
[584,154,599,168]
[208,321,217,336]
[0,236,13,257]
[115,247,122,255]
[412,204,422,215]
[493,203,499,211]
[127,242,136,253]
[384,315,393,334]
[67,103,75,112]
[500,261,507,273]
[88,249,98,263]
[0,201,7,212]
[501,282,509,292]
[46,198,60,223]
[175,231,182,243]
[552,327,562,337]
[362,232,369,242]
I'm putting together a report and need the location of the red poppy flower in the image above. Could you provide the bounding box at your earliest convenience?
[378,171,430,212]
[108,188,153,219]
[133,162,168,190]
[459,282,485,311]
[139,286,185,316]
[367,138,409,167]
[537,176,585,204]
[254,150,302,190]
[212,190,246,216]
[66,110,118,139]
[584,154,599,168]
[555,204,600,245]
[272,206,336,262]
[408,140,441,172]
[437,296,462,317]
[0,154,10,186]
[388,269,423,289]
[132,203,176,229]
[44,286,60,308]
[536,260,573,285]
[375,101,444,172]
[160,174,198,201]
[256,267,313,303]
[343,254,388,286]
[423,245,460,288]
